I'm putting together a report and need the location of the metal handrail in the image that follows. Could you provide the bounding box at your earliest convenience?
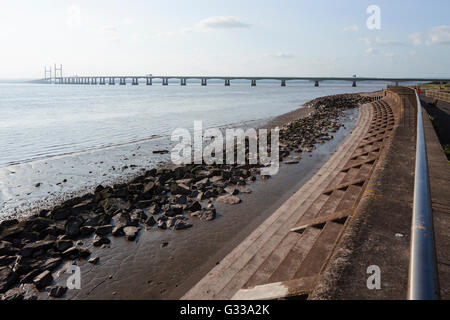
[407,90,440,300]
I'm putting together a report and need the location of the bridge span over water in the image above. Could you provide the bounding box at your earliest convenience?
[41,76,450,87]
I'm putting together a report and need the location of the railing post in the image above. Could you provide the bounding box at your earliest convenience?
[407,90,440,300]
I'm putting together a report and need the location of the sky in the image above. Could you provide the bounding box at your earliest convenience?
[0,0,449,79]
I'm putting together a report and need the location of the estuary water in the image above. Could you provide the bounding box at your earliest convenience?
[0,81,385,218]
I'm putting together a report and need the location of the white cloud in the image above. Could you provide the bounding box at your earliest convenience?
[429,25,450,45]
[134,16,250,40]
[375,36,404,46]
[195,16,250,30]
[409,32,424,46]
[264,52,294,59]
[343,25,359,32]
[98,25,120,42]
[99,25,117,33]
[358,37,372,46]
[409,26,450,46]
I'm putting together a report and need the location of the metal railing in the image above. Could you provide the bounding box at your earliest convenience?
[407,91,440,300]
[424,89,450,103]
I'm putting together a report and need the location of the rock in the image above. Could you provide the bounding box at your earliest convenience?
[0,241,16,256]
[0,267,18,293]
[172,219,193,230]
[172,195,187,205]
[50,207,71,220]
[1,287,24,301]
[239,187,252,194]
[83,217,99,227]
[216,195,241,205]
[0,256,15,267]
[123,227,140,241]
[112,226,124,237]
[48,285,67,298]
[95,225,113,236]
[20,240,55,258]
[62,247,90,259]
[88,257,99,264]
[169,183,190,196]
[145,203,161,215]
[27,217,53,232]
[164,205,183,217]
[157,217,168,230]
[210,176,222,183]
[71,199,94,212]
[20,269,42,284]
[93,236,110,247]
[55,240,73,252]
[145,216,156,227]
[100,197,130,214]
[224,187,239,196]
[65,217,84,238]
[33,270,53,290]
[79,226,95,237]
[186,201,202,212]
[37,257,63,272]
[199,210,216,221]
[112,212,132,228]
[143,181,156,194]
[0,219,19,228]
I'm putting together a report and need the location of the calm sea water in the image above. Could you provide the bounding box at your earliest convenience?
[0,81,386,167]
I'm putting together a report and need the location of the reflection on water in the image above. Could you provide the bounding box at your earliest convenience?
[0,82,385,167]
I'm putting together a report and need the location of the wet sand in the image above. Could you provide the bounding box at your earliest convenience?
[51,108,359,300]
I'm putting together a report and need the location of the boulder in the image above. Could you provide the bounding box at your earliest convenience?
[33,270,53,290]
[95,225,113,236]
[186,201,202,212]
[1,287,25,301]
[93,236,110,247]
[88,257,99,264]
[112,226,125,237]
[79,226,95,237]
[0,241,16,256]
[20,240,55,258]
[0,267,18,293]
[123,227,140,241]
[55,240,73,252]
[62,247,90,259]
[216,195,241,205]
[48,285,67,298]
[0,256,15,267]
[65,217,84,238]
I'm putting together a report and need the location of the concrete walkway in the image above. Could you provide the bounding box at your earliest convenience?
[312,88,449,300]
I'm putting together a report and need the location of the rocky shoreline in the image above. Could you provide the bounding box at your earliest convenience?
[0,93,373,300]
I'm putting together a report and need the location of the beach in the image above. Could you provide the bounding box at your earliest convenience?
[1,92,376,300]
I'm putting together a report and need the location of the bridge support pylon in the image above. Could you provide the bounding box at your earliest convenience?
[132,78,139,85]
[181,78,186,86]
[352,81,357,87]
[314,80,319,87]
[201,78,207,86]
[109,78,115,85]
[120,78,126,85]
[281,80,286,87]
[162,78,168,86]
[225,79,230,86]
[251,79,256,86]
